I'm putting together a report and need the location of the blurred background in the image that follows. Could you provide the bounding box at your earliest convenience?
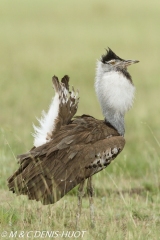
[0,0,160,189]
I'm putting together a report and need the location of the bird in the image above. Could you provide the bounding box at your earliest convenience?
[7,48,139,227]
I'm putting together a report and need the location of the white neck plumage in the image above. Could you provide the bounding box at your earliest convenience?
[95,61,135,136]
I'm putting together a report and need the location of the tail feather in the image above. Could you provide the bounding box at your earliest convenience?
[33,75,79,148]
[52,75,79,126]
[61,75,69,91]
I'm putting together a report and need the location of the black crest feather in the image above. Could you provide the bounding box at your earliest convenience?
[101,48,124,64]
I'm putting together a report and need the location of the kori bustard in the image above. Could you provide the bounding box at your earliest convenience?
[8,48,139,227]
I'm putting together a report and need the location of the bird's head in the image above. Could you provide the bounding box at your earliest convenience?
[101,48,139,72]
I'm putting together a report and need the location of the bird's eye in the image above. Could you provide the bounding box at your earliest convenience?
[110,60,116,65]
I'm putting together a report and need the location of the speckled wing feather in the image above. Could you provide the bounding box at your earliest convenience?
[50,75,79,136]
[8,116,125,205]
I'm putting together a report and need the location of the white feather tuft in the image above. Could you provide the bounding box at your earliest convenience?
[33,93,59,147]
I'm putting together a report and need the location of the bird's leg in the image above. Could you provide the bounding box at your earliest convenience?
[76,180,85,229]
[87,176,95,228]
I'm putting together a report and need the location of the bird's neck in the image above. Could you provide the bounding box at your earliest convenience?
[95,61,135,136]
[104,111,125,136]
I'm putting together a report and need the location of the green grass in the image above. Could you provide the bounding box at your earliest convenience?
[0,0,160,239]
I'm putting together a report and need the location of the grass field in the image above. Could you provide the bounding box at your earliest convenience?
[0,0,160,239]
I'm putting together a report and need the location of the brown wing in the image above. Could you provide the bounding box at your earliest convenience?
[8,116,125,205]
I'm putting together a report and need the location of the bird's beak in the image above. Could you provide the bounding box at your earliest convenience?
[124,59,139,67]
